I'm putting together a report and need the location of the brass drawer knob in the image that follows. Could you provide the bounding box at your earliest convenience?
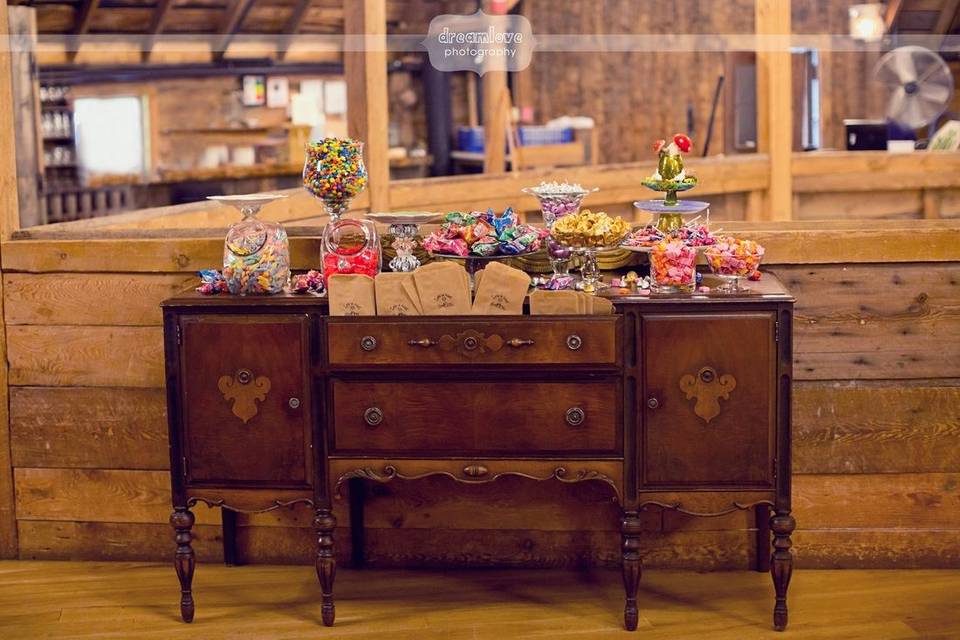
[363,407,384,427]
[566,334,583,351]
[565,407,586,427]
[463,464,489,477]
[360,336,377,351]
[647,397,660,410]
[506,338,534,348]
[288,397,300,409]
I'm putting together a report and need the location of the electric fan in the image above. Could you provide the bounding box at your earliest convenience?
[873,45,954,130]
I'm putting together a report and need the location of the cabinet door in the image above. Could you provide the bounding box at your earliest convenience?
[641,313,775,489]
[179,314,311,487]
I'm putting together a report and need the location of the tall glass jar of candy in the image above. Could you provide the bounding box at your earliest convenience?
[303,137,368,221]
[321,218,381,283]
[210,193,290,295]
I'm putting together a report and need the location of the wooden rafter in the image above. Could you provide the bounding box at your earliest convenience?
[69,0,101,62]
[73,0,100,35]
[142,0,175,63]
[215,0,255,61]
[277,0,313,61]
[934,0,960,34]
[884,0,903,30]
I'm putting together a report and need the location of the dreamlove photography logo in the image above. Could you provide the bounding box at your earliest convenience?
[422,10,535,74]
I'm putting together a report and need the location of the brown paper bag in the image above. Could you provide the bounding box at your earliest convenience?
[472,262,530,315]
[413,262,472,315]
[529,289,581,315]
[592,295,615,315]
[375,272,420,316]
[328,274,376,316]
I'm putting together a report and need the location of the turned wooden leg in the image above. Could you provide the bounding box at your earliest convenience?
[755,504,771,573]
[770,511,796,631]
[315,509,337,626]
[170,508,196,623]
[621,511,643,631]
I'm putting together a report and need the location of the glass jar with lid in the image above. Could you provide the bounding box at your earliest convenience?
[210,193,290,295]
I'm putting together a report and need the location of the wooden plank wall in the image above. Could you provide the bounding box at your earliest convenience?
[3,229,959,568]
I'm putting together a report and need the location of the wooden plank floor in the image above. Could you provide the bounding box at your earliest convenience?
[0,562,958,639]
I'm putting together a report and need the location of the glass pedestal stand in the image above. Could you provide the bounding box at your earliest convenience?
[521,186,597,285]
[387,223,421,272]
[633,199,711,234]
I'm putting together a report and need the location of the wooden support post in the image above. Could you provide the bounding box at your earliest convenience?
[755,0,793,221]
[8,6,42,228]
[344,0,390,212]
[481,0,508,174]
[423,62,452,177]
[0,0,21,558]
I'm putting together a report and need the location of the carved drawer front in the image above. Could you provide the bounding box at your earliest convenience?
[641,313,776,489]
[326,317,620,367]
[331,380,621,455]
[179,314,311,487]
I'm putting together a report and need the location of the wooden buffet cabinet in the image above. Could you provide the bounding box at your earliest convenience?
[161,275,796,632]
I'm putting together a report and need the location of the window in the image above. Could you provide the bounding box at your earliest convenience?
[73,96,148,177]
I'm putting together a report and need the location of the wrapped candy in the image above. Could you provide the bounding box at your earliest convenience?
[423,207,542,257]
[422,234,469,256]
[291,270,325,295]
[472,235,500,256]
[650,238,697,293]
[550,209,629,248]
[223,225,290,295]
[491,207,518,236]
[196,269,229,295]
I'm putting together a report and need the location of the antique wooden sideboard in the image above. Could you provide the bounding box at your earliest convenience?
[161,275,795,631]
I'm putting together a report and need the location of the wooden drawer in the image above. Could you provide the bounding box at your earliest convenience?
[331,380,621,455]
[326,317,621,367]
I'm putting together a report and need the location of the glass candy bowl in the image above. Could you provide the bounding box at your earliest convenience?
[211,193,290,295]
[321,218,381,283]
[704,237,764,293]
[303,137,368,221]
[522,185,597,282]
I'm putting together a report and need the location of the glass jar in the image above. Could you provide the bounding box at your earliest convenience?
[211,194,290,295]
[321,218,381,283]
[303,137,368,221]
[650,238,697,294]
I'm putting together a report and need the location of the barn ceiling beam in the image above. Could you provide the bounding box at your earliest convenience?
[884,0,903,30]
[142,0,174,63]
[277,0,313,61]
[214,0,254,61]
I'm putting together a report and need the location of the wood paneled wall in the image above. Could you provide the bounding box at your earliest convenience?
[3,223,959,569]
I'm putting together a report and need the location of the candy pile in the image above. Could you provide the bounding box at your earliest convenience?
[223,224,290,295]
[528,180,589,195]
[550,209,629,248]
[623,222,715,249]
[704,237,765,278]
[303,137,368,206]
[291,270,325,295]
[422,208,547,257]
[196,269,229,295]
[650,238,697,291]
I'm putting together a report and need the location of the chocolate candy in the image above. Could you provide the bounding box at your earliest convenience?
[303,137,368,210]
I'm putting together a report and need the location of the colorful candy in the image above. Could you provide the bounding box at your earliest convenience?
[650,238,697,293]
[196,269,229,295]
[623,222,715,249]
[704,237,765,278]
[422,208,544,257]
[291,270,325,295]
[222,223,290,295]
[303,137,368,215]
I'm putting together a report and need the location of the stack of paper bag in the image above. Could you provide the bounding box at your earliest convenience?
[528,289,614,315]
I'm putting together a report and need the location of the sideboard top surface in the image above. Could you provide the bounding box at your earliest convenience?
[162,273,793,309]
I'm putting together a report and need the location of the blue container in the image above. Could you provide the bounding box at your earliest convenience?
[517,126,574,146]
[457,126,486,153]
